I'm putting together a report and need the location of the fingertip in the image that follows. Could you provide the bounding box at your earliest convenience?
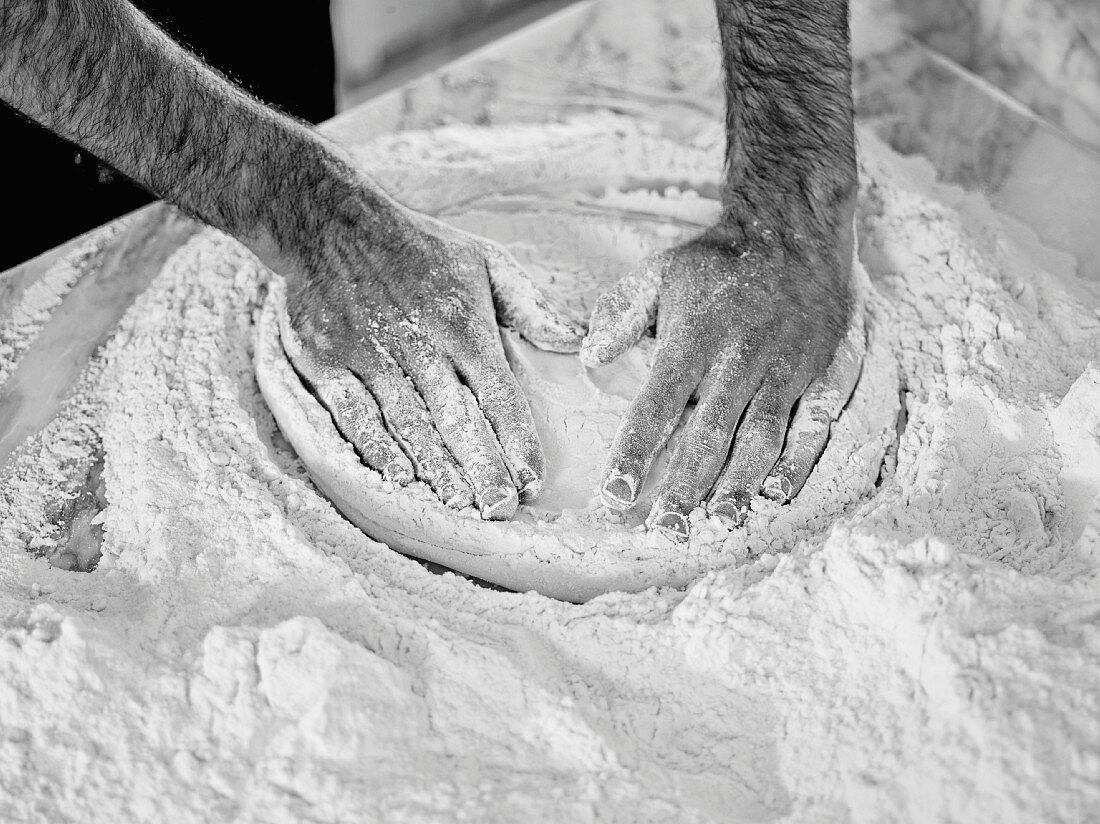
[506,451,541,501]
[486,248,587,354]
[648,482,704,541]
[646,507,690,541]
[479,486,519,520]
[707,496,750,528]
[557,313,589,347]
[580,308,642,366]
[579,332,629,368]
[518,476,542,503]
[769,453,816,502]
[383,458,415,486]
[761,474,793,504]
[441,480,475,510]
[600,473,637,509]
[580,265,662,367]
[516,306,587,354]
[598,351,702,515]
[513,460,543,503]
[581,306,642,368]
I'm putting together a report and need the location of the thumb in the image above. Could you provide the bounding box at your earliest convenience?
[579,254,664,368]
[485,245,586,353]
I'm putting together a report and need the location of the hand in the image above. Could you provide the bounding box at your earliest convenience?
[580,216,864,539]
[273,180,584,521]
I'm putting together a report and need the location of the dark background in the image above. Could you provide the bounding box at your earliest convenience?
[1,1,336,272]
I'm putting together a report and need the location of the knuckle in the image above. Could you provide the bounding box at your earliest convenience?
[690,424,728,457]
[388,400,431,435]
[592,289,630,320]
[739,411,783,442]
[757,408,788,433]
[662,483,703,510]
[801,400,834,426]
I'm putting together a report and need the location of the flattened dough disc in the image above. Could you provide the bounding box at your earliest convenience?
[255,286,711,603]
[253,119,896,602]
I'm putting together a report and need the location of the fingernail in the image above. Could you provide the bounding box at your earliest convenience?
[516,466,542,502]
[480,487,518,520]
[441,483,474,510]
[649,510,689,540]
[761,475,792,504]
[709,499,749,528]
[601,474,637,509]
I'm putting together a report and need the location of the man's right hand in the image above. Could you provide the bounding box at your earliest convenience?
[0,0,585,521]
[271,176,584,521]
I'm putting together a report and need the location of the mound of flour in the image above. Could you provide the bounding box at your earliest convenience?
[1,116,1099,822]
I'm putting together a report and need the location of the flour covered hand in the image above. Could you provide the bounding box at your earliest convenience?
[278,194,585,520]
[582,212,863,538]
[0,0,584,522]
[581,0,864,539]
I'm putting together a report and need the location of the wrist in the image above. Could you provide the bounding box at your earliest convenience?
[717,162,856,249]
[235,126,407,283]
[714,0,856,244]
[704,181,856,285]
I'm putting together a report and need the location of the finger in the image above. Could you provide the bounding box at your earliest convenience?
[452,330,546,504]
[383,320,520,520]
[484,245,586,353]
[350,349,475,510]
[706,386,798,528]
[579,254,665,368]
[405,357,520,520]
[760,332,863,503]
[599,337,704,511]
[293,368,416,486]
[277,311,413,482]
[646,356,759,539]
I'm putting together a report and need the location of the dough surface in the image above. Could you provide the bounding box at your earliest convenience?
[254,118,900,601]
[3,111,1098,822]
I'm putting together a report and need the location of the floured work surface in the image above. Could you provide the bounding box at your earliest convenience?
[2,114,1100,822]
[253,121,897,602]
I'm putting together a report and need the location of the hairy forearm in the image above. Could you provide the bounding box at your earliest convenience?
[714,0,856,240]
[0,0,398,271]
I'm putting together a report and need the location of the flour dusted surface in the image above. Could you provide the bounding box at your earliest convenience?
[1,115,1099,822]
[251,120,897,601]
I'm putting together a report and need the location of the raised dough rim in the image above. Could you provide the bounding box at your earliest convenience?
[253,289,711,602]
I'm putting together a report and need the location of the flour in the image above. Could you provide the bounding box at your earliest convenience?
[1,110,1099,822]
[255,120,893,601]
[0,224,125,390]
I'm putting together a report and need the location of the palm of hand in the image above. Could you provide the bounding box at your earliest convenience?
[582,226,864,539]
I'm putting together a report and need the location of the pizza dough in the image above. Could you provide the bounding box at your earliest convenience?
[253,121,900,601]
